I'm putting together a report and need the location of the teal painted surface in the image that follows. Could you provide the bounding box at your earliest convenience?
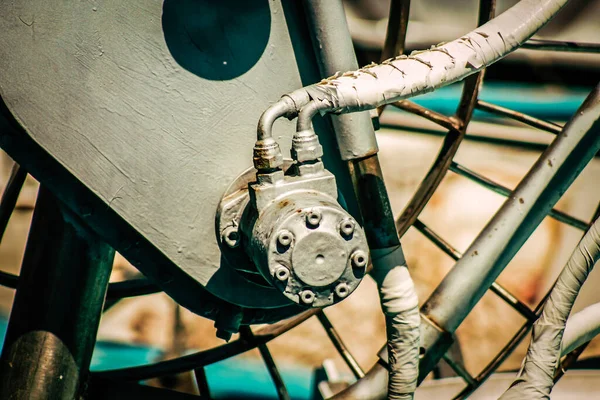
[0,318,313,399]
[411,83,590,118]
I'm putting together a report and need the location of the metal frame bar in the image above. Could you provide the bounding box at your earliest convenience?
[452,293,549,399]
[381,0,411,61]
[0,268,158,299]
[390,100,460,132]
[521,39,600,53]
[0,187,115,399]
[449,161,589,231]
[418,84,600,382]
[476,100,562,135]
[317,310,365,379]
[413,219,537,321]
[0,162,27,242]
[240,326,291,400]
[193,367,211,399]
[394,0,496,237]
[93,309,319,381]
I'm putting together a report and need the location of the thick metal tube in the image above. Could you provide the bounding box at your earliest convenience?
[303,0,378,160]
[0,187,114,399]
[348,156,400,249]
[419,84,600,380]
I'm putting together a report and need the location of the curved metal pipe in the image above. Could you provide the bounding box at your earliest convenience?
[561,302,600,357]
[256,97,296,142]
[296,100,322,132]
[290,0,569,128]
[500,216,600,399]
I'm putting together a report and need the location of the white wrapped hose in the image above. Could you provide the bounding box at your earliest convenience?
[500,217,600,399]
[297,0,568,123]
[370,246,420,400]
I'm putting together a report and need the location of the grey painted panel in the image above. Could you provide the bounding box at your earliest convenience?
[0,0,351,310]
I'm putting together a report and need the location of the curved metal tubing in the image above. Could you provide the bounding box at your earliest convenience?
[93,309,319,381]
[395,0,495,237]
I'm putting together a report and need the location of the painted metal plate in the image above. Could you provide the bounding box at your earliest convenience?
[0,0,355,315]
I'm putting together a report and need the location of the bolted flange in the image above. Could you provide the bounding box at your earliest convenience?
[247,194,369,308]
[335,282,350,298]
[222,226,240,249]
[306,210,322,228]
[300,290,315,304]
[340,218,355,237]
[277,230,293,248]
[351,250,368,268]
[274,266,290,281]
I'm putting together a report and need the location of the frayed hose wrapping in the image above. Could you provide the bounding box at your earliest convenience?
[295,0,568,125]
[370,246,420,400]
[500,217,600,400]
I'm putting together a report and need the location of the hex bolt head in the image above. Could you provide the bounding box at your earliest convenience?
[340,219,355,237]
[274,266,290,282]
[300,290,315,305]
[277,230,293,247]
[306,210,322,228]
[335,283,350,298]
[222,226,240,248]
[351,250,368,268]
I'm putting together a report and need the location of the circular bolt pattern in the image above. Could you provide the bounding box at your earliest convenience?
[300,290,315,304]
[277,230,293,247]
[335,283,350,298]
[222,226,240,248]
[306,210,322,227]
[340,218,355,237]
[274,266,290,281]
[351,251,368,268]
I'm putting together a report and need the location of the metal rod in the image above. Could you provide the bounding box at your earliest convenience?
[449,161,589,231]
[380,117,553,153]
[303,0,378,161]
[454,314,536,399]
[0,162,27,243]
[105,278,160,300]
[418,84,600,382]
[394,0,495,237]
[476,100,562,134]
[193,367,211,399]
[0,187,115,399]
[413,219,537,321]
[0,270,18,288]
[390,100,460,131]
[317,311,365,379]
[240,326,291,400]
[0,268,158,299]
[553,341,589,383]
[94,309,319,381]
[442,352,476,386]
[453,288,551,400]
[88,376,202,400]
[521,38,600,53]
[376,0,411,123]
[381,0,411,60]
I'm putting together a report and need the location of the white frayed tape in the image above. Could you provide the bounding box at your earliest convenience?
[371,246,419,314]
